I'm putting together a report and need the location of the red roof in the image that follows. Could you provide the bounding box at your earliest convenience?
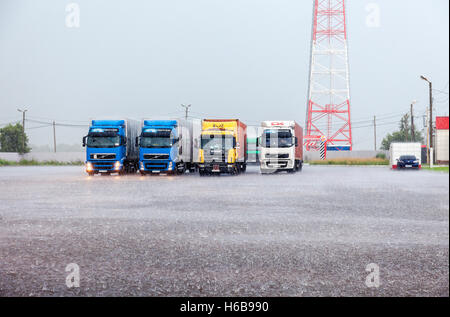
[436,116,449,130]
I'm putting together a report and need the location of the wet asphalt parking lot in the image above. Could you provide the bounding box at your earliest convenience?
[0,165,448,296]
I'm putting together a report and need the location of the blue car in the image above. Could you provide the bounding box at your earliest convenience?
[396,155,420,169]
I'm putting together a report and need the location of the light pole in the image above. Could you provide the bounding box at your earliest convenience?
[420,76,433,164]
[17,108,28,151]
[181,104,191,120]
[410,100,416,142]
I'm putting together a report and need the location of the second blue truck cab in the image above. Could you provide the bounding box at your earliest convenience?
[137,119,197,175]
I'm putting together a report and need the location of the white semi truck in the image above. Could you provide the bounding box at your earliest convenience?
[257,121,303,173]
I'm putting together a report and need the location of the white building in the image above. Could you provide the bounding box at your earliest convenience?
[435,116,449,165]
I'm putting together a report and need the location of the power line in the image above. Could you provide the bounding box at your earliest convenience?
[26,124,52,130]
[433,88,449,95]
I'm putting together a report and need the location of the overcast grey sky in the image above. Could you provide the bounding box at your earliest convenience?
[0,0,448,149]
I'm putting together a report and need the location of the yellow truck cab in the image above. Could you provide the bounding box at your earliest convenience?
[198,119,247,175]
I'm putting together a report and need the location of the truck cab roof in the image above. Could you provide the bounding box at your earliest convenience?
[91,120,125,127]
[262,121,296,128]
[143,120,178,127]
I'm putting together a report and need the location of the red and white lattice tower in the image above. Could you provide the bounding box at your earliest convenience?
[305,0,353,151]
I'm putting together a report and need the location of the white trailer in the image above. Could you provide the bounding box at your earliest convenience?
[389,142,422,169]
[189,118,202,171]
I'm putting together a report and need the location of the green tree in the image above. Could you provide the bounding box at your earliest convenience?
[380,113,424,150]
[0,123,30,154]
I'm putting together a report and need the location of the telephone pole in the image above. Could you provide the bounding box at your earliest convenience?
[53,121,57,153]
[426,107,430,164]
[17,108,28,151]
[410,101,416,142]
[181,104,191,120]
[421,76,433,164]
[373,115,377,151]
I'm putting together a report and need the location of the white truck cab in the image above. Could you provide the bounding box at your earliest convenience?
[258,121,303,174]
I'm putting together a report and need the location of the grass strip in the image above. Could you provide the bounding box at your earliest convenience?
[0,159,84,166]
[308,158,389,165]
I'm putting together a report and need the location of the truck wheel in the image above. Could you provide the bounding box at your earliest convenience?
[176,163,185,175]
[241,163,247,173]
[298,162,303,171]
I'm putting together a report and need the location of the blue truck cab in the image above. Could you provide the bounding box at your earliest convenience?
[137,119,198,175]
[82,119,139,175]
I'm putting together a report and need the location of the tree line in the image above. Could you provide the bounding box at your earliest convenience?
[380,113,424,150]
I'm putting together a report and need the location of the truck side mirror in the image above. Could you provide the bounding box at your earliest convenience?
[179,145,182,155]
[135,136,139,147]
[121,136,127,145]
[295,137,298,147]
[233,138,237,148]
[82,136,87,147]
[256,137,260,147]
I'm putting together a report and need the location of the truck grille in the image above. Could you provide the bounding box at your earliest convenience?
[204,152,225,163]
[144,154,169,160]
[92,162,114,170]
[266,161,288,168]
[265,154,289,159]
[145,162,168,170]
[90,153,116,160]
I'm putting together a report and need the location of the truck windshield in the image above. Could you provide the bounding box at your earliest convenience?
[201,135,234,150]
[86,136,120,148]
[140,130,174,148]
[262,129,293,148]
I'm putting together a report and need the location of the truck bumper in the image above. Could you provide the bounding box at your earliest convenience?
[198,162,236,174]
[86,161,122,174]
[139,160,174,173]
[260,159,294,170]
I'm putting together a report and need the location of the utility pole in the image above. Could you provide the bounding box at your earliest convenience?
[53,121,56,153]
[373,115,377,151]
[421,76,433,164]
[411,101,416,142]
[181,104,191,120]
[426,107,430,164]
[17,108,28,151]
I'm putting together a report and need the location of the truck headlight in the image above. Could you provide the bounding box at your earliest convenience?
[168,161,173,170]
[86,162,93,171]
[140,161,144,170]
[114,161,121,171]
